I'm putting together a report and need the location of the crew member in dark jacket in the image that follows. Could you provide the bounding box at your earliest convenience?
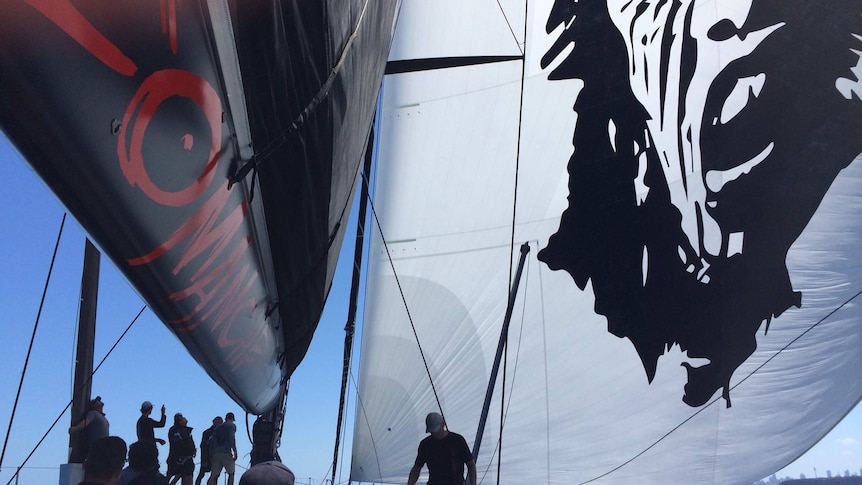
[166,413,196,485]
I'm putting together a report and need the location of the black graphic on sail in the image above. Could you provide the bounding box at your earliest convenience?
[538,0,862,407]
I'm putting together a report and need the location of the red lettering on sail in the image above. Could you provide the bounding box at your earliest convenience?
[166,236,252,330]
[118,69,222,207]
[127,175,264,370]
[23,0,272,380]
[26,0,137,76]
[126,180,241,266]
[210,268,260,369]
[160,0,180,54]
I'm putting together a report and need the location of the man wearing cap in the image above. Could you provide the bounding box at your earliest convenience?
[238,461,295,485]
[407,412,477,485]
[137,401,167,445]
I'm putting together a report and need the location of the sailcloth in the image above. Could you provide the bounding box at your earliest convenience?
[352,1,862,483]
[0,0,398,413]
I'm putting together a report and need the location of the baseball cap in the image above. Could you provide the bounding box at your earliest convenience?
[239,461,295,485]
[425,412,444,433]
[141,401,153,411]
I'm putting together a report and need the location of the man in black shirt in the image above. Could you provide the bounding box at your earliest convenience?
[407,412,477,485]
[137,401,167,445]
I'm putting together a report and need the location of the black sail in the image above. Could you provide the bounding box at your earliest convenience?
[0,0,397,413]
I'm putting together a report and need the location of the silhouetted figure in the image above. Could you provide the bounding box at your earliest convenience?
[207,412,237,485]
[78,435,126,485]
[195,416,222,485]
[118,441,169,485]
[70,396,111,459]
[137,401,167,446]
[166,413,196,485]
[407,412,476,485]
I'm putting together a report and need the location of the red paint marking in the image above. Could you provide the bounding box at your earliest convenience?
[160,0,181,54]
[166,236,253,332]
[26,0,137,76]
[126,179,240,266]
[117,69,222,207]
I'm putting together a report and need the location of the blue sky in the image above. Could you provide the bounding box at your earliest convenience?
[0,131,859,485]
[0,132,360,485]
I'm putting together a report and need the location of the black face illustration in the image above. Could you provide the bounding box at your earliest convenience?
[539,0,862,407]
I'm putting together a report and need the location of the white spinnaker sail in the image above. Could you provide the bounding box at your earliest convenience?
[352,1,862,484]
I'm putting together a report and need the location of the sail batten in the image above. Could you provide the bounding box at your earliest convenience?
[385,55,524,75]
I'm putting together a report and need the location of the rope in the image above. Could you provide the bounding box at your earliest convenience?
[493,1,529,482]
[4,305,147,485]
[365,173,446,418]
[0,213,66,471]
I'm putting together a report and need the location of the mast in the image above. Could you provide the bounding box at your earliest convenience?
[68,240,100,464]
[332,125,375,485]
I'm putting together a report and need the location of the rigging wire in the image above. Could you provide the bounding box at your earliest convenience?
[495,0,526,55]
[336,379,351,485]
[0,213,66,472]
[348,370,384,483]
[492,0,529,482]
[578,286,862,484]
[4,305,147,485]
[365,175,445,417]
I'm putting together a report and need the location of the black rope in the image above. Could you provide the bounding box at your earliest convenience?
[0,213,66,471]
[365,171,446,419]
[4,305,147,485]
[493,1,529,482]
[578,287,862,484]
[495,0,525,55]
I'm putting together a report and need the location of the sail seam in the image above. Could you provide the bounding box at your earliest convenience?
[385,55,522,75]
